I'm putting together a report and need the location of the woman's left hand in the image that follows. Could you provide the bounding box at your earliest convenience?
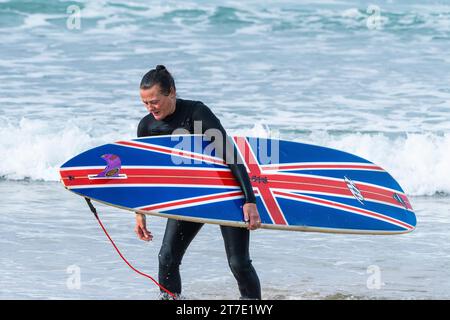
[243,203,262,230]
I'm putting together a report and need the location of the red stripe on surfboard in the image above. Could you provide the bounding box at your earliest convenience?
[234,136,288,225]
[267,179,404,209]
[268,173,409,209]
[60,168,235,179]
[63,176,240,188]
[116,140,226,165]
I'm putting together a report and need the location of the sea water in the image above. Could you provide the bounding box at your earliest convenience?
[1,0,450,299]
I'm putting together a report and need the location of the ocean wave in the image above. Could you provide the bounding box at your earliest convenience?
[0,117,130,182]
[233,124,450,197]
[1,118,449,198]
[307,131,450,197]
[1,0,449,35]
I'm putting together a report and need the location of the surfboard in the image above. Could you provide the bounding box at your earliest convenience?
[59,134,416,235]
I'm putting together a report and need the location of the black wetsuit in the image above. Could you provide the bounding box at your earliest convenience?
[137,98,261,299]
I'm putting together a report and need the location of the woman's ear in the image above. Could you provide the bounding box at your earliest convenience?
[169,87,176,99]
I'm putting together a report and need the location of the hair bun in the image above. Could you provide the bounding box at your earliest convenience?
[155,65,166,72]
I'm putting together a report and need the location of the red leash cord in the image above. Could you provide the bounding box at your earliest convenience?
[84,198,177,299]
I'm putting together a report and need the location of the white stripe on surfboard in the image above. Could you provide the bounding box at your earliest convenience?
[87,174,128,180]
[133,134,205,140]
[256,193,275,225]
[271,187,289,225]
[232,136,256,173]
[136,190,245,213]
[60,165,231,172]
[60,166,105,171]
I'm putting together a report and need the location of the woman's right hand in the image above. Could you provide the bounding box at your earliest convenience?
[135,213,153,241]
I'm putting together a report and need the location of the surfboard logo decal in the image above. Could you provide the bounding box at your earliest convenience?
[251,175,268,184]
[344,176,365,204]
[393,193,408,209]
[87,154,127,179]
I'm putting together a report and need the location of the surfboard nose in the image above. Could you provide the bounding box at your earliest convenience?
[396,194,416,233]
[405,202,417,232]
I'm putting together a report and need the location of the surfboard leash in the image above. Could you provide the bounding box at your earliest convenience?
[84,197,177,299]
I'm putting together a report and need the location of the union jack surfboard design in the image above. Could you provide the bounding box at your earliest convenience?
[59,135,416,234]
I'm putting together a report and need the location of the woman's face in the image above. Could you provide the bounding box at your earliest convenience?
[140,84,176,121]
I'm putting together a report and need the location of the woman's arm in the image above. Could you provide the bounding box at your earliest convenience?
[192,104,261,230]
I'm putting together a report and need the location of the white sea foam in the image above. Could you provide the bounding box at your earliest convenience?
[0,118,126,182]
[341,8,363,19]
[307,131,450,197]
[1,118,446,197]
[21,14,52,29]
[232,124,450,197]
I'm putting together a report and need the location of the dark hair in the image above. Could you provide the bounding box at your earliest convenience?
[140,65,176,96]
